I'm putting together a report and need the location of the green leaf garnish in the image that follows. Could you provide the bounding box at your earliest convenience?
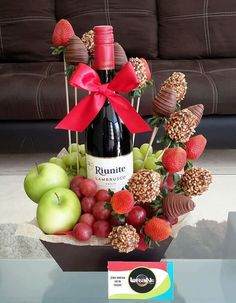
[184,161,193,171]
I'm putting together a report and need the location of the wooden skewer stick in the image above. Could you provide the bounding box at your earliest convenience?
[63,53,72,150]
[74,87,79,176]
[130,94,136,145]
[131,96,135,107]
[155,143,171,162]
[141,126,159,169]
[132,96,141,145]
[136,96,141,113]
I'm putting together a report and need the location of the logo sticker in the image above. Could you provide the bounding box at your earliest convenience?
[129,268,156,293]
[108,261,174,300]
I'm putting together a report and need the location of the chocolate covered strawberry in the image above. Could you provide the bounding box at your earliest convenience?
[52,19,74,48]
[144,217,171,242]
[162,147,187,173]
[140,58,151,81]
[111,190,134,214]
[185,135,207,160]
[129,57,151,87]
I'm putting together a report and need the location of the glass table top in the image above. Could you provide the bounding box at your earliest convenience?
[0,259,235,303]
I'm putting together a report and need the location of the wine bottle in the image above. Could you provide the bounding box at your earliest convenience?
[85,25,133,192]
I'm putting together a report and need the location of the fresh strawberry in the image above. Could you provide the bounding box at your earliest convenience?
[185,135,207,160]
[111,190,134,214]
[137,233,149,251]
[144,217,171,242]
[162,147,187,173]
[52,19,74,47]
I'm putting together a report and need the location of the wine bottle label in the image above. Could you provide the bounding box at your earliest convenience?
[86,153,133,192]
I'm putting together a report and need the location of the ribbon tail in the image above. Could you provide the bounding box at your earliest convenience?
[56,94,106,132]
[108,95,152,134]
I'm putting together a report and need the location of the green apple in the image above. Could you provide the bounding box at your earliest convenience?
[68,143,79,153]
[24,163,69,203]
[37,187,81,234]
[49,157,67,170]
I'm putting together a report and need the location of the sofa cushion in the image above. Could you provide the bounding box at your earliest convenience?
[1,59,236,121]
[0,62,86,120]
[157,0,236,59]
[140,58,236,116]
[56,0,158,59]
[0,1,57,62]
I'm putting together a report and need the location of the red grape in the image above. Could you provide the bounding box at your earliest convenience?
[126,206,147,227]
[71,175,85,187]
[73,223,92,241]
[79,179,97,197]
[95,189,111,202]
[109,215,121,227]
[142,203,156,218]
[79,213,95,226]
[70,176,85,199]
[81,196,96,213]
[92,201,111,220]
[93,220,111,238]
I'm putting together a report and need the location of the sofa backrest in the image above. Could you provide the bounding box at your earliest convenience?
[1,0,236,63]
[0,0,57,62]
[157,0,236,59]
[55,0,158,60]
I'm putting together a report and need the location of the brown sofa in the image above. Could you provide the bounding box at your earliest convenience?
[1,0,236,152]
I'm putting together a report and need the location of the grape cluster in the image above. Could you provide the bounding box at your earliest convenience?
[70,176,113,241]
[49,143,163,179]
[133,143,163,172]
[49,143,87,181]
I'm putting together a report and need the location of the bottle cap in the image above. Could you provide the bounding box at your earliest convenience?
[93,25,114,70]
[94,25,114,44]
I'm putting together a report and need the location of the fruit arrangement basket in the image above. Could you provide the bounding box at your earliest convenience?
[41,239,172,272]
[17,21,212,271]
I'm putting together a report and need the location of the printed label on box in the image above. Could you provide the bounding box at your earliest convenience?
[108,261,174,300]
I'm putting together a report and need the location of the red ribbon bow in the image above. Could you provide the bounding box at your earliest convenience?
[56,63,151,134]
